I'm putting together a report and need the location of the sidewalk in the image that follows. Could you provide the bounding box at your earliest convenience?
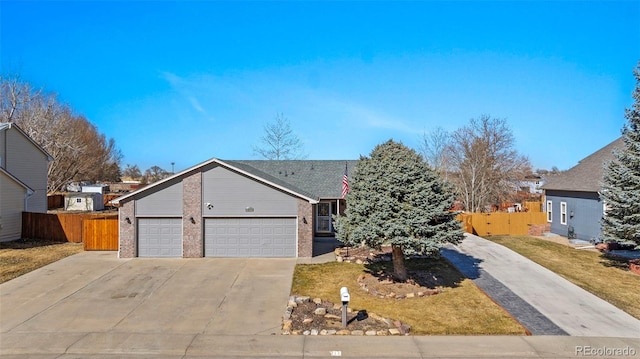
[442,234,640,338]
[1,332,638,358]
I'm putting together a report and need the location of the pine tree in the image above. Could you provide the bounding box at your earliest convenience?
[334,140,464,280]
[601,62,640,248]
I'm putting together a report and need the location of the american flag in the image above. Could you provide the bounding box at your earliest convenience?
[341,162,350,198]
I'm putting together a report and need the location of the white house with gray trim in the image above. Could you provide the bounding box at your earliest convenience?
[542,138,623,241]
[112,159,357,258]
[0,123,53,241]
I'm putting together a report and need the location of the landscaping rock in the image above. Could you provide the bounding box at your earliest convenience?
[351,330,364,336]
[303,330,311,336]
[336,330,351,335]
[302,318,314,324]
[311,329,319,335]
[313,298,322,304]
[282,320,292,331]
[376,330,388,336]
[326,330,337,335]
[314,307,327,316]
[399,323,411,335]
[296,296,310,304]
[324,314,341,320]
[319,329,328,335]
[630,259,640,276]
[365,330,377,336]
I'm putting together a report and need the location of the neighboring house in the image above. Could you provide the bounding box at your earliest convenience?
[81,184,110,194]
[64,192,105,211]
[0,123,53,241]
[542,138,623,241]
[519,174,545,195]
[112,159,357,258]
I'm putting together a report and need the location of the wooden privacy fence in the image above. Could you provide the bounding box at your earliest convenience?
[22,212,118,248]
[83,218,119,250]
[457,212,547,237]
[47,194,65,209]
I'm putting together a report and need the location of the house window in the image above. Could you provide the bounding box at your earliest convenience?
[316,202,333,233]
[560,202,567,225]
[76,198,82,203]
[546,200,553,222]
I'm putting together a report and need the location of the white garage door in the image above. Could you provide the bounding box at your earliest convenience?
[138,218,182,257]
[204,218,296,257]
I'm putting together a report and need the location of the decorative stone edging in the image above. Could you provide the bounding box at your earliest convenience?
[282,295,411,336]
[356,274,441,299]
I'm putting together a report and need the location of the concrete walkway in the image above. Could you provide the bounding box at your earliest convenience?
[442,234,640,338]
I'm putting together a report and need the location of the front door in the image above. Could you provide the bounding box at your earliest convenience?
[316,202,333,233]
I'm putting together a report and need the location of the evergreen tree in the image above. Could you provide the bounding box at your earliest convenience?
[601,62,640,248]
[334,140,464,280]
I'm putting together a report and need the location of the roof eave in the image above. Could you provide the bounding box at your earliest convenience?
[111,158,319,205]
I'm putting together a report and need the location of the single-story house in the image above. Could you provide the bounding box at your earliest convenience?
[64,192,105,211]
[0,123,52,241]
[542,137,623,241]
[112,159,357,258]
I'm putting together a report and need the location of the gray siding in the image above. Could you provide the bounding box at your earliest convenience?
[546,190,603,241]
[202,165,297,217]
[135,179,183,216]
[0,172,25,241]
[3,128,48,213]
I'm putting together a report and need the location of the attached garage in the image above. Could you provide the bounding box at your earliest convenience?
[204,217,297,257]
[138,218,182,257]
[113,159,326,258]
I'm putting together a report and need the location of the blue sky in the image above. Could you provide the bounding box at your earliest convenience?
[2,1,639,173]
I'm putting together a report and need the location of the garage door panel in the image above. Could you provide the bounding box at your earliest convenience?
[204,218,296,257]
[138,218,182,258]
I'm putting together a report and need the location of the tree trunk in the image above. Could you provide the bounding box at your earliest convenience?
[391,244,408,281]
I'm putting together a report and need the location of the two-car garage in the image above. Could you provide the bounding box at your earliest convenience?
[115,159,316,259]
[137,217,297,258]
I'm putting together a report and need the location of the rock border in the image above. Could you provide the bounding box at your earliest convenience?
[282,295,411,336]
[356,273,441,299]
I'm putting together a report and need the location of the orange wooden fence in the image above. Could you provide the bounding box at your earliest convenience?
[22,212,117,243]
[83,218,119,250]
[457,212,547,237]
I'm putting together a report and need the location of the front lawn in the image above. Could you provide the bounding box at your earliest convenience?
[488,235,640,320]
[0,239,84,283]
[291,258,527,335]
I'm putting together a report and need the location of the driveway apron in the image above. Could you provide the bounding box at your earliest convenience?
[442,234,640,338]
[0,252,296,338]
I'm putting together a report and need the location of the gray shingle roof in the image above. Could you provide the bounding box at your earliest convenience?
[228,160,359,199]
[542,137,624,192]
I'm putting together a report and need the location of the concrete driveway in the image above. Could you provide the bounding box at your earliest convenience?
[2,250,639,358]
[1,251,295,338]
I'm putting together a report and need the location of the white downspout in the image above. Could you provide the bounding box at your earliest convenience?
[24,189,34,212]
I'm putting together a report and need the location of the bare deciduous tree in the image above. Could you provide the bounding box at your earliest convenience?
[142,165,170,184]
[447,115,531,212]
[1,75,122,192]
[418,127,451,180]
[252,113,306,160]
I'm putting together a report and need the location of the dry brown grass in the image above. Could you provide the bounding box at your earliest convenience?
[488,235,640,320]
[0,239,84,283]
[291,258,527,335]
